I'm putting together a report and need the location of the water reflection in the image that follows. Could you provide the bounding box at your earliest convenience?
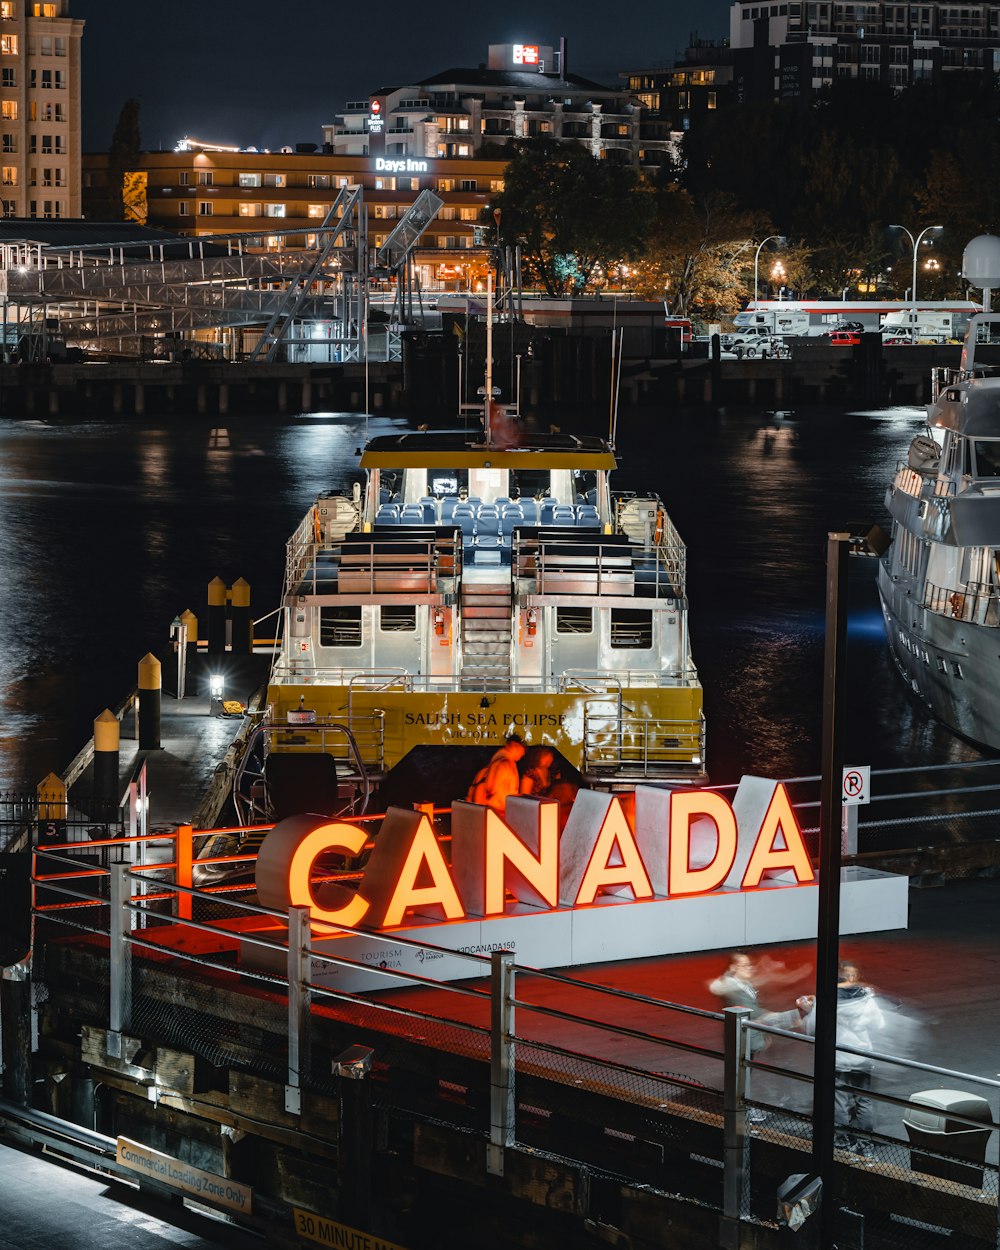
[0,406,990,796]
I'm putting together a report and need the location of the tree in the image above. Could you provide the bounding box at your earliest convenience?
[630,183,763,322]
[487,138,652,295]
[106,98,142,223]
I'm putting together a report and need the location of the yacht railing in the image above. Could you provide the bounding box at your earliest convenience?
[923,580,1000,627]
[265,712,385,779]
[893,465,927,499]
[284,530,461,599]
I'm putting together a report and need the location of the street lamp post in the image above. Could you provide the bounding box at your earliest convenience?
[753,236,784,303]
[890,223,943,312]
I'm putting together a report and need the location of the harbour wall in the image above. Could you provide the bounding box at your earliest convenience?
[0,336,959,418]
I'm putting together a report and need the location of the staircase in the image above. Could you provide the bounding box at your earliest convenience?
[460,581,513,690]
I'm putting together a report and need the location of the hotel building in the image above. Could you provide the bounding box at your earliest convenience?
[0,0,83,219]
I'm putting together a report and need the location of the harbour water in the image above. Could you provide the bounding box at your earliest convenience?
[0,403,991,803]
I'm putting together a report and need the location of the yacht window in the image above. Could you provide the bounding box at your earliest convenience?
[610,608,653,649]
[510,468,554,501]
[320,606,362,646]
[380,605,416,631]
[972,440,1000,477]
[428,470,465,496]
[556,606,593,633]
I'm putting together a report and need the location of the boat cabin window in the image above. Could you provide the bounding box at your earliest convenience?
[556,606,593,634]
[320,606,363,647]
[573,469,598,505]
[380,605,417,632]
[972,440,1000,477]
[610,608,653,649]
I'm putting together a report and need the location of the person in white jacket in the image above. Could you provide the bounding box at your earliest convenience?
[797,961,886,1159]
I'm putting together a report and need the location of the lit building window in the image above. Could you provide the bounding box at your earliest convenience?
[265,203,286,217]
[1,164,15,184]
[307,173,330,188]
[238,202,261,216]
[0,3,14,18]
[307,203,328,218]
[32,3,56,14]
[708,91,717,108]
[1,100,14,119]
[238,172,260,187]
[0,33,17,54]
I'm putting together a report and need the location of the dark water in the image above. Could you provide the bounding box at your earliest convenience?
[0,403,990,797]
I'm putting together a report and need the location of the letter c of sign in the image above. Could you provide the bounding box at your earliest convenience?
[255,814,371,928]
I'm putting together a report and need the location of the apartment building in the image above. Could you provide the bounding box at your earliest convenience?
[0,0,83,219]
[730,1,1000,100]
[323,39,672,169]
[83,146,509,292]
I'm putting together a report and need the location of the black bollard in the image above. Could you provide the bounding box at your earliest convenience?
[206,576,227,655]
[137,653,161,750]
[93,709,120,818]
[230,577,251,654]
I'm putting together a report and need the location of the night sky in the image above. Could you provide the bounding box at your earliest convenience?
[77,0,725,153]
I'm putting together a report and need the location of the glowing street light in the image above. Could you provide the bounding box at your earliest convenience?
[890,224,943,308]
[753,236,786,303]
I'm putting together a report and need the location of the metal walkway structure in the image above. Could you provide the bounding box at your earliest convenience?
[0,186,400,361]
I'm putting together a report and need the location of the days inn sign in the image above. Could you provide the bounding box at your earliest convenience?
[252,778,908,992]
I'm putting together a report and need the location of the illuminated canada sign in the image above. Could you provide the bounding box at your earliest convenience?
[257,780,814,931]
[249,778,908,989]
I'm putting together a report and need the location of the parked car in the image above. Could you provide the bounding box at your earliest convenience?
[828,330,861,347]
[882,333,915,346]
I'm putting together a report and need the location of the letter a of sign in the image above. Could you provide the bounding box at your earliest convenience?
[741,782,815,887]
[358,806,465,928]
[575,796,653,906]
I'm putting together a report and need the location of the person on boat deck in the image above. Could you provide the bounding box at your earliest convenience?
[474,734,526,814]
[520,747,556,797]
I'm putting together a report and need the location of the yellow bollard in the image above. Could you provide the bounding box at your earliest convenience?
[229,577,251,654]
[207,576,227,655]
[138,653,161,750]
[93,709,120,813]
[36,771,67,822]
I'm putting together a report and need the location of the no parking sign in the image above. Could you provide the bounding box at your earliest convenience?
[842,766,870,806]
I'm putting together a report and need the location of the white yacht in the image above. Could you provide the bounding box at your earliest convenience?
[879,311,1000,748]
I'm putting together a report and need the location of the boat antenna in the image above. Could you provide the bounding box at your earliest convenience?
[608,300,617,443]
[610,325,624,448]
[362,237,370,444]
[484,268,494,445]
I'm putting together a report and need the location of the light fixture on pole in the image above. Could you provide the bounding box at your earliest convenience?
[890,224,943,313]
[753,236,785,303]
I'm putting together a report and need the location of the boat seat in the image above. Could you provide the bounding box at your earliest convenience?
[440,497,459,520]
[419,496,439,522]
[499,508,524,535]
[476,511,500,537]
[376,505,399,524]
[474,535,503,566]
[576,505,600,525]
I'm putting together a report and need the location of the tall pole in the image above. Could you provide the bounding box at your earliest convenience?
[753,235,782,303]
[814,531,849,1248]
[891,224,942,321]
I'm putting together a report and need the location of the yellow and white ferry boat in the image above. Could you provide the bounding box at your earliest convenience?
[236,409,705,819]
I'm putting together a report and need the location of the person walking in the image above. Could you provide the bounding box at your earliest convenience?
[797,960,886,1160]
[710,951,804,1122]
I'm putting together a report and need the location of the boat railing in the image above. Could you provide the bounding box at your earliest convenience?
[582,706,706,776]
[515,531,685,600]
[933,477,957,498]
[285,530,460,599]
[264,713,385,781]
[267,664,679,695]
[923,580,1000,627]
[893,465,927,498]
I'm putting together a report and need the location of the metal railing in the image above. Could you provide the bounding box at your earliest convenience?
[582,707,706,774]
[27,834,1000,1244]
[923,579,1000,626]
[514,530,686,601]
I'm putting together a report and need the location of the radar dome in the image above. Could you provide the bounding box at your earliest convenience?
[963,235,1000,289]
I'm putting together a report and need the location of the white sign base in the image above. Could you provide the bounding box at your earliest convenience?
[241,866,907,994]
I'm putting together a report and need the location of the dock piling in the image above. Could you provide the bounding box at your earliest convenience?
[137,653,161,750]
[93,709,120,812]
